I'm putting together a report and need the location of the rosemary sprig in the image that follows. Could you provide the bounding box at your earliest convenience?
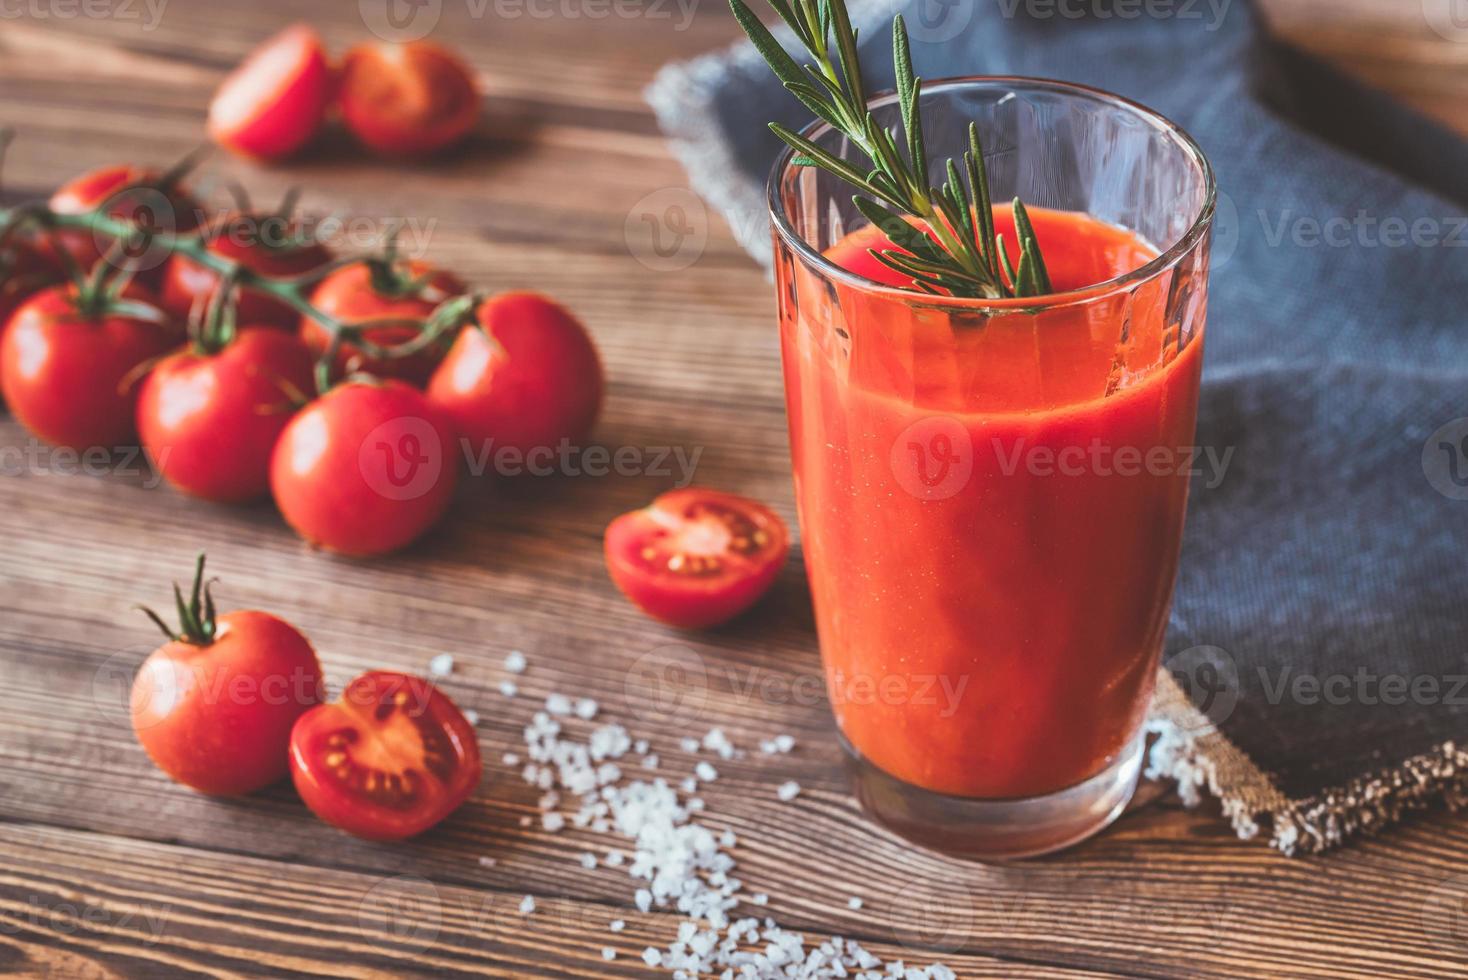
[731,0,1053,298]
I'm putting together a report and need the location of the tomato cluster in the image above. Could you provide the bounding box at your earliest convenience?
[209,24,480,163]
[0,159,606,557]
[132,555,480,839]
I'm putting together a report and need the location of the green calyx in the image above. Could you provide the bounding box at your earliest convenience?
[137,553,219,646]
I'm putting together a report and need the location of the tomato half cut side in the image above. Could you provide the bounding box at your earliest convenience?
[604,488,791,629]
[208,24,333,162]
[290,671,481,840]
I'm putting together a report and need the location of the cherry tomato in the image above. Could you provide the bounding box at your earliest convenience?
[47,164,200,277]
[290,670,480,840]
[1,283,175,449]
[426,291,603,459]
[131,555,324,796]
[137,328,315,502]
[605,488,791,629]
[270,379,459,556]
[0,240,64,346]
[301,260,464,386]
[162,213,332,329]
[337,41,480,158]
[208,24,333,162]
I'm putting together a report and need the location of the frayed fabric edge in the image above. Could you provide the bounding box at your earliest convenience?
[1146,671,1468,855]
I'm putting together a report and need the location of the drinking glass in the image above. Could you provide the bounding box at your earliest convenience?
[767,77,1215,859]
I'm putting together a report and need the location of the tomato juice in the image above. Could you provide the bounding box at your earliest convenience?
[776,203,1205,799]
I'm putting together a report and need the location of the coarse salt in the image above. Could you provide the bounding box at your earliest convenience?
[505,650,527,673]
[428,653,454,677]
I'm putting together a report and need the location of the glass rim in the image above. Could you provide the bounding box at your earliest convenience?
[765,75,1217,312]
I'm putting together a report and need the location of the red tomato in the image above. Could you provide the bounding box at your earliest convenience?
[131,556,324,796]
[301,260,464,386]
[162,213,332,329]
[426,291,603,459]
[0,240,64,345]
[208,24,333,162]
[337,41,480,158]
[290,670,480,840]
[47,163,200,276]
[0,283,176,449]
[137,328,315,502]
[605,488,791,628]
[270,379,458,556]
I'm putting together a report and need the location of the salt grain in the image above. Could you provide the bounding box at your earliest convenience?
[546,693,573,716]
[777,780,802,802]
[642,947,662,967]
[518,895,535,915]
[575,697,600,720]
[505,650,527,673]
[428,653,454,677]
[847,897,863,910]
[601,947,616,961]
[695,761,719,782]
[478,856,497,868]
[499,680,518,698]
[580,852,598,870]
[610,919,625,932]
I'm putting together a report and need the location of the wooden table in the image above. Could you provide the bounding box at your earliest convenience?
[2,1,1465,976]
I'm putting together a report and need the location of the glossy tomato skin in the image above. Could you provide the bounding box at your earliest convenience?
[0,284,176,449]
[137,328,315,502]
[301,261,464,386]
[208,24,333,161]
[46,164,201,278]
[426,292,603,459]
[290,671,481,840]
[131,610,325,796]
[270,380,459,556]
[605,488,791,629]
[337,41,480,158]
[0,241,64,346]
[162,215,332,329]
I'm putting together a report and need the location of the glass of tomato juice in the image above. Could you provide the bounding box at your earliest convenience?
[767,78,1215,858]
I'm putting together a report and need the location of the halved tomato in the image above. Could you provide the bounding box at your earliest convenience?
[290,671,480,840]
[604,488,791,629]
[208,24,333,162]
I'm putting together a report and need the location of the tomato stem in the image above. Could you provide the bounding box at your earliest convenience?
[136,553,218,645]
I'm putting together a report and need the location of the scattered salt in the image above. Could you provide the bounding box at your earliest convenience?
[702,728,736,759]
[428,653,454,677]
[502,752,520,766]
[601,947,616,961]
[463,708,480,726]
[777,780,802,802]
[679,736,700,753]
[610,919,626,932]
[542,812,565,832]
[847,897,863,910]
[579,852,598,870]
[575,697,599,720]
[505,650,527,673]
[499,680,518,698]
[695,761,719,782]
[518,895,535,915]
[546,693,573,716]
[642,947,662,967]
[477,856,497,868]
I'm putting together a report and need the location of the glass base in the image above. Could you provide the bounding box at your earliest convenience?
[840,730,1145,861]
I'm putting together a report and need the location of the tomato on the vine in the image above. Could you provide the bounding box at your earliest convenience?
[270,379,459,556]
[132,555,324,796]
[301,259,464,386]
[208,24,333,162]
[0,240,64,345]
[46,163,200,277]
[605,488,791,629]
[137,327,315,502]
[162,213,332,329]
[0,282,176,449]
[426,291,603,457]
[337,41,480,158]
[290,670,480,840]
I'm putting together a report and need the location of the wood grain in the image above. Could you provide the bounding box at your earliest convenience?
[3,0,1468,977]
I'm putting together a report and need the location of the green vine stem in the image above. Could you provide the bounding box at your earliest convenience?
[0,199,478,394]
